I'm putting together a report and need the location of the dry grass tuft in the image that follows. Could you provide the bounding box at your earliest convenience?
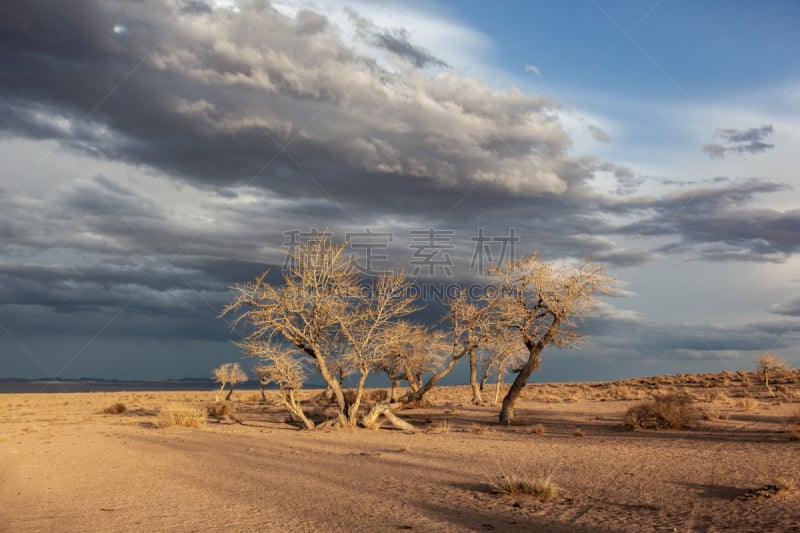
[573,427,585,437]
[367,389,389,403]
[153,405,206,429]
[776,477,797,493]
[624,393,699,430]
[429,419,452,433]
[207,401,235,417]
[737,396,759,412]
[486,465,558,499]
[104,402,127,414]
[528,423,545,435]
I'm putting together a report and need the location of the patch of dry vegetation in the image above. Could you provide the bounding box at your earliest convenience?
[207,401,235,418]
[737,396,759,412]
[624,393,699,430]
[486,465,558,499]
[104,402,127,414]
[153,405,207,429]
[776,476,797,494]
[528,423,545,434]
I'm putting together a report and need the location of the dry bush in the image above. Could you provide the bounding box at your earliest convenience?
[207,401,235,417]
[704,391,731,404]
[367,389,389,403]
[486,465,558,499]
[528,423,545,434]
[737,396,759,411]
[573,427,585,437]
[104,402,127,414]
[624,393,699,430]
[153,405,207,429]
[776,477,797,493]
[429,419,452,433]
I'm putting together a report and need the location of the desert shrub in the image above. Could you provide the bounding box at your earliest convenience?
[343,389,357,405]
[207,401,235,417]
[368,389,389,403]
[528,423,545,434]
[428,419,452,433]
[104,402,127,414]
[487,466,558,499]
[153,405,206,429]
[624,393,699,430]
[737,396,759,411]
[777,476,797,493]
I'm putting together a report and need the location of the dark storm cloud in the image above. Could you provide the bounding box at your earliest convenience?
[770,296,800,317]
[703,125,774,159]
[600,179,800,262]
[1,0,798,380]
[583,313,800,362]
[0,0,568,205]
[372,28,450,68]
[346,7,449,68]
[1,0,790,269]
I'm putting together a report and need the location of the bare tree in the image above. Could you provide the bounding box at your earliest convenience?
[239,341,314,429]
[221,236,418,428]
[754,353,789,391]
[211,362,248,400]
[478,330,527,405]
[491,253,613,424]
[373,321,448,401]
[252,364,271,402]
[401,290,497,405]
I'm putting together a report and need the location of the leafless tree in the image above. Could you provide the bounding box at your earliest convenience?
[221,236,418,428]
[478,329,527,405]
[239,340,314,429]
[400,290,498,405]
[252,363,271,402]
[372,321,448,401]
[211,362,248,401]
[491,253,613,424]
[754,353,789,391]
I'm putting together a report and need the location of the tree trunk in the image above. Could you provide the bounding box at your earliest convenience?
[225,382,234,401]
[315,356,348,426]
[361,403,416,432]
[259,381,267,402]
[469,348,482,405]
[402,360,419,392]
[499,344,542,425]
[479,362,492,393]
[493,370,503,406]
[347,371,369,427]
[284,389,314,430]
[390,377,398,402]
[401,349,466,404]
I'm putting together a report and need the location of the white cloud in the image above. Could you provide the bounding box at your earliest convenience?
[524,64,541,77]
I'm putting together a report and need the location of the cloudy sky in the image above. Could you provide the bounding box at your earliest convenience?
[1,0,799,383]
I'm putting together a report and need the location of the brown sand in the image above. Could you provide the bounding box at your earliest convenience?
[2,375,800,532]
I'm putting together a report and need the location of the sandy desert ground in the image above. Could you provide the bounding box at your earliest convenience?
[2,371,800,532]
